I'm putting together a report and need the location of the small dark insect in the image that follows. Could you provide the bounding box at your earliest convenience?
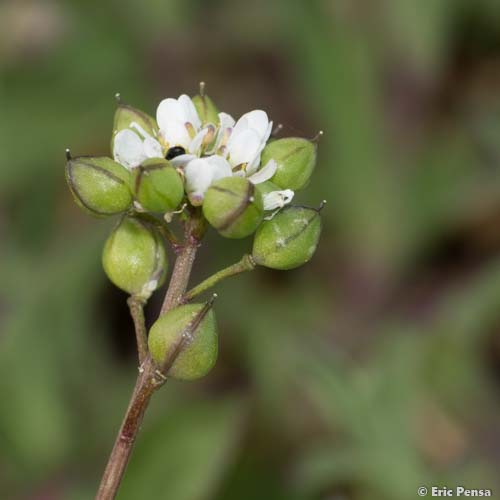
[165,146,186,160]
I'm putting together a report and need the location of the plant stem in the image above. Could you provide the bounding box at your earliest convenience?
[127,297,147,363]
[161,243,198,313]
[95,214,204,500]
[160,213,205,314]
[134,211,181,249]
[95,357,159,500]
[182,254,256,303]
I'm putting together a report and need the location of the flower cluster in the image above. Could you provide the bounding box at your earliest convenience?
[65,85,323,380]
[66,84,321,239]
[112,91,295,211]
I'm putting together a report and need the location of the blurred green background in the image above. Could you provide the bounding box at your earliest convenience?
[2,0,500,498]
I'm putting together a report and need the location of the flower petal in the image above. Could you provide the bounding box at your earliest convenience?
[227,128,262,167]
[143,137,163,159]
[245,121,273,176]
[156,98,184,130]
[206,155,232,181]
[262,189,294,211]
[184,158,216,206]
[178,94,201,130]
[130,121,154,140]
[188,127,209,154]
[170,153,197,167]
[231,115,250,138]
[248,159,277,184]
[244,110,270,137]
[162,121,191,149]
[212,112,235,153]
[246,150,264,176]
[219,112,235,129]
[262,119,273,143]
[232,110,270,141]
[113,129,146,169]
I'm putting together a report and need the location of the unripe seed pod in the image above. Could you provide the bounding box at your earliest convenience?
[252,205,322,270]
[132,158,184,213]
[192,93,219,126]
[111,101,158,152]
[203,176,264,239]
[65,156,132,216]
[148,303,218,381]
[261,137,317,191]
[102,217,167,300]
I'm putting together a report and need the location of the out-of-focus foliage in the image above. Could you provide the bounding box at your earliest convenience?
[2,0,500,499]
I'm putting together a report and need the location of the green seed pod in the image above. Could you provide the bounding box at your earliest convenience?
[203,176,264,239]
[102,217,167,300]
[192,93,219,126]
[65,156,132,216]
[252,205,322,270]
[148,303,218,381]
[132,158,184,213]
[111,99,159,152]
[261,137,317,191]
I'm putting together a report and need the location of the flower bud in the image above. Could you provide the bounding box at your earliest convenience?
[102,217,167,299]
[252,205,322,270]
[203,176,264,239]
[192,93,219,126]
[111,101,158,151]
[65,156,132,216]
[132,158,184,213]
[261,137,317,191]
[148,303,218,381]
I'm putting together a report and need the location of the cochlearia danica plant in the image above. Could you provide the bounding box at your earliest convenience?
[65,83,324,499]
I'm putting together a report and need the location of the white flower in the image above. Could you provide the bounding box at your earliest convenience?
[213,109,278,184]
[181,109,283,205]
[113,95,209,170]
[113,123,163,170]
[156,94,201,149]
[184,109,293,211]
[218,110,273,175]
[113,95,294,214]
[184,156,232,206]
